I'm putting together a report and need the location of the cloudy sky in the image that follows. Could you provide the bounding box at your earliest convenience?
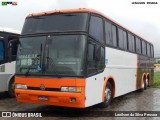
[0,0,160,57]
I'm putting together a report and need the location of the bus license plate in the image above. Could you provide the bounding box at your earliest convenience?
[38,96,48,101]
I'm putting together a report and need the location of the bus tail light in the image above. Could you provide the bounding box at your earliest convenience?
[61,87,82,92]
[15,84,28,89]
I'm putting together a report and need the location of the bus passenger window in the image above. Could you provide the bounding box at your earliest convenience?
[105,21,112,46]
[151,45,154,58]
[142,41,147,55]
[123,31,127,50]
[89,16,104,44]
[112,25,117,47]
[136,37,141,54]
[147,43,151,57]
[99,47,105,70]
[87,43,96,74]
[8,39,19,61]
[128,33,135,52]
[87,42,105,75]
[118,28,124,49]
[0,41,4,60]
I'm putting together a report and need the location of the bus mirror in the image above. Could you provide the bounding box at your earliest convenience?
[8,39,19,62]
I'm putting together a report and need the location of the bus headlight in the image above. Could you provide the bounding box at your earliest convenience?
[15,84,28,89]
[61,87,82,92]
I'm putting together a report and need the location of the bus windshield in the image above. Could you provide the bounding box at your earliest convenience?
[16,35,86,77]
[21,13,88,35]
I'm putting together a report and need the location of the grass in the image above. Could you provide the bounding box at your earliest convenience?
[153,72,160,88]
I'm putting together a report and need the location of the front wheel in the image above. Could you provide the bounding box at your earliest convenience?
[8,78,15,97]
[99,82,112,108]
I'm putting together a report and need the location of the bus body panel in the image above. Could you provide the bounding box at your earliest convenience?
[0,29,19,94]
[85,47,137,107]
[14,9,154,108]
[85,72,106,107]
[105,47,137,97]
[0,62,15,92]
[0,74,12,91]
[15,76,85,108]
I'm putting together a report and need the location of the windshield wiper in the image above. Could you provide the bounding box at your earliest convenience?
[45,39,61,77]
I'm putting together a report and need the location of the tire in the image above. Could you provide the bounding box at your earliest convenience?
[139,79,146,92]
[99,82,112,108]
[8,78,15,97]
[144,79,148,90]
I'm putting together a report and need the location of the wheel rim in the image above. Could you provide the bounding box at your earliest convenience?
[104,88,111,103]
[146,79,148,87]
[142,80,144,89]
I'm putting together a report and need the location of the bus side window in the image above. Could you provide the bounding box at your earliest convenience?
[95,45,105,71]
[87,41,105,75]
[136,37,141,54]
[147,43,151,57]
[105,21,112,46]
[89,16,104,44]
[142,41,147,56]
[87,43,96,74]
[8,39,19,61]
[123,31,128,50]
[0,40,4,60]
[111,25,117,47]
[118,28,124,49]
[151,45,154,58]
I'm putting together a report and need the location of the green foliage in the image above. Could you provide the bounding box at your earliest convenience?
[152,72,160,87]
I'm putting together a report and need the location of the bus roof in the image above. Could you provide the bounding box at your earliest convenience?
[27,8,152,45]
[0,27,20,34]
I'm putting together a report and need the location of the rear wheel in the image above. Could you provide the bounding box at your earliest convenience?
[8,78,15,97]
[139,79,146,92]
[144,79,149,90]
[100,82,112,108]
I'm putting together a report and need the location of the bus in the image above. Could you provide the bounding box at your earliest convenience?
[0,27,20,97]
[14,8,154,108]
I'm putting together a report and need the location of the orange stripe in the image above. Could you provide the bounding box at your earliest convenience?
[140,73,146,88]
[15,76,85,108]
[15,76,85,88]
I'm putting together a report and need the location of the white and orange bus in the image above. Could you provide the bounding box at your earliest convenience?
[0,27,20,97]
[14,9,154,108]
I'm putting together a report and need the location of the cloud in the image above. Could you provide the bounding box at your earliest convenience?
[50,0,88,9]
[0,0,159,56]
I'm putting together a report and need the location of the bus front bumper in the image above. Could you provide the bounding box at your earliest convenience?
[15,89,85,108]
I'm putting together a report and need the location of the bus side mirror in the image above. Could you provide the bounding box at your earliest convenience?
[8,39,19,62]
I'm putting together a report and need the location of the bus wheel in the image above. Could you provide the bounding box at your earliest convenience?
[8,78,15,97]
[139,79,146,92]
[100,82,112,108]
[144,79,149,90]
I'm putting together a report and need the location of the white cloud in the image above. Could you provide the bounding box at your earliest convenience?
[0,0,159,56]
